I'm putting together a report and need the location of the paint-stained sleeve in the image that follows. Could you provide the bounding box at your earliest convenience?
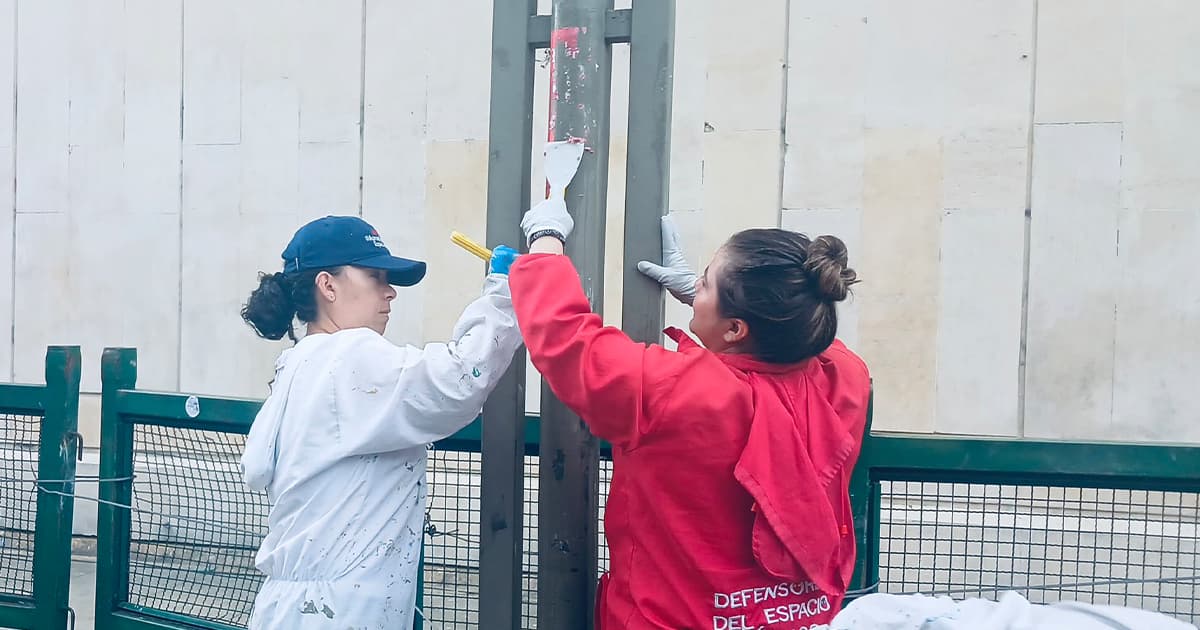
[332,275,524,456]
[508,254,688,449]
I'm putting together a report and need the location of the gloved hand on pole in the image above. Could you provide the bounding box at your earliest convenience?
[637,214,698,306]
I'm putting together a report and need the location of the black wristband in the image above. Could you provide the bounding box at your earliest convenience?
[527,229,566,247]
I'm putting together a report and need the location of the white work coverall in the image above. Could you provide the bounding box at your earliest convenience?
[240,274,522,629]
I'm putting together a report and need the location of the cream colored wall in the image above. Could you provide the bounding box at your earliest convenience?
[2,1,1197,444]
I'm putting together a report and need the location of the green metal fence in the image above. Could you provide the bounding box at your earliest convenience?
[850,432,1200,623]
[89,347,613,630]
[89,346,1199,628]
[0,346,82,630]
[94,347,266,630]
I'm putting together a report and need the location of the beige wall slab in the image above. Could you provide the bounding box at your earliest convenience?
[942,126,1029,213]
[605,133,627,329]
[703,0,786,133]
[1034,0,1124,123]
[182,0,242,145]
[238,80,300,215]
[15,0,71,213]
[361,0,432,347]
[859,127,944,431]
[297,140,360,216]
[941,0,1034,131]
[935,208,1024,436]
[295,0,362,145]
[13,213,72,384]
[666,0,707,213]
[0,147,10,382]
[15,212,179,392]
[426,0,491,142]
[123,0,183,215]
[1121,0,1200,211]
[0,0,12,152]
[65,0,123,151]
[782,0,867,212]
[179,143,251,397]
[0,0,13,379]
[179,207,299,399]
[421,140,490,343]
[863,0,948,130]
[1024,123,1121,440]
[1112,210,1200,443]
[237,4,300,216]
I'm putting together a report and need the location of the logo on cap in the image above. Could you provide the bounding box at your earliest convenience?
[365,230,385,248]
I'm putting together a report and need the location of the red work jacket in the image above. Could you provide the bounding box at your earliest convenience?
[510,254,871,630]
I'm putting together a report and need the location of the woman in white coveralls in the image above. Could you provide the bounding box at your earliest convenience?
[238,215,522,629]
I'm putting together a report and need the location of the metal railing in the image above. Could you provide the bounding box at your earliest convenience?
[85,346,1200,627]
[0,346,81,630]
[94,347,265,630]
[849,431,1200,623]
[89,348,610,630]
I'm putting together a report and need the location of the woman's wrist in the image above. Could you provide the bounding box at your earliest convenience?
[529,235,565,255]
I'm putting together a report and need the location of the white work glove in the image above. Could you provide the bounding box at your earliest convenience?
[636,214,698,305]
[520,198,575,247]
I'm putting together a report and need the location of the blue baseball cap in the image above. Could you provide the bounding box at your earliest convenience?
[281,216,427,287]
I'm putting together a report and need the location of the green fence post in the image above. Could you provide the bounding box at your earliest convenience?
[414,541,425,630]
[31,346,82,629]
[94,348,137,630]
[621,0,675,346]
[479,1,537,627]
[847,387,875,597]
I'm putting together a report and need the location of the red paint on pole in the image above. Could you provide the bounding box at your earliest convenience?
[553,26,584,58]
[548,26,588,141]
[546,26,589,196]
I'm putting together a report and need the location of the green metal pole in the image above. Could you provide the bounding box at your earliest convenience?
[479,1,538,628]
[539,1,612,628]
[848,387,875,596]
[31,346,81,629]
[413,541,425,630]
[94,348,137,630]
[621,0,675,346]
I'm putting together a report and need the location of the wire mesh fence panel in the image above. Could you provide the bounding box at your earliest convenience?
[598,458,612,574]
[518,456,613,629]
[423,447,614,630]
[422,447,482,629]
[0,413,40,600]
[877,480,1200,624]
[127,423,269,628]
[520,455,539,630]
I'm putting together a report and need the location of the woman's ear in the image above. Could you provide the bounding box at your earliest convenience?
[314,271,336,303]
[723,317,750,345]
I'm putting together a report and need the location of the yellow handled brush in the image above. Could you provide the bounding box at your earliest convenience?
[451,231,492,261]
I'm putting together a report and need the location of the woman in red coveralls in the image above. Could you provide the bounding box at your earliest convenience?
[511,199,872,630]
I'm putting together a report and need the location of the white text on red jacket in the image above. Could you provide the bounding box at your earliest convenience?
[711,581,832,629]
